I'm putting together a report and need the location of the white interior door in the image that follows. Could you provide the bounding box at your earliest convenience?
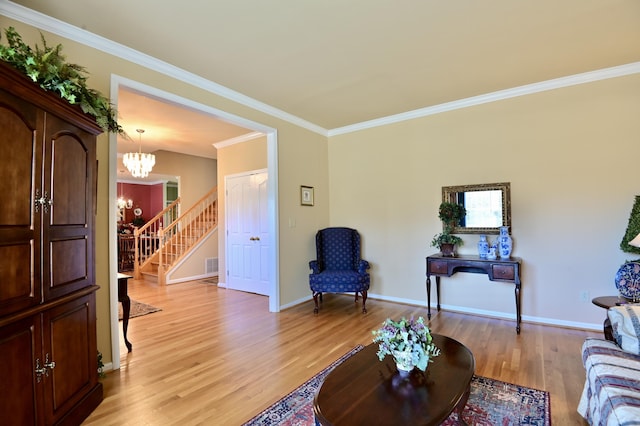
[226,171,269,295]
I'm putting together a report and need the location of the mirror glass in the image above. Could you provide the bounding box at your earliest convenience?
[442,182,511,234]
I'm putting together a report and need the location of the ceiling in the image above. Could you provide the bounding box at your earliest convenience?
[114,88,254,181]
[116,89,253,160]
[4,1,640,170]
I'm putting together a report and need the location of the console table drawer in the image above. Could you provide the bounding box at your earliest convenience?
[492,264,515,280]
[429,260,448,275]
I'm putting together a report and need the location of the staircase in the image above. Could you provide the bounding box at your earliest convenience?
[133,187,218,285]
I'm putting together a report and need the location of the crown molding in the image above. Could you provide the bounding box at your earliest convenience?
[0,1,328,137]
[328,61,640,136]
[2,1,639,140]
[213,131,265,150]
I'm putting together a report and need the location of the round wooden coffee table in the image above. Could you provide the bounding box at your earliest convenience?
[313,334,475,425]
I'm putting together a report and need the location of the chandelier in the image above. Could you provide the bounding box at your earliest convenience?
[123,128,156,178]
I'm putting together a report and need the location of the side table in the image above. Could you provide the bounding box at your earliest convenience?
[118,273,133,352]
[592,296,630,341]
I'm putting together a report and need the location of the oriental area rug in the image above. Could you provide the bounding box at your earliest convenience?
[118,300,161,320]
[243,346,551,426]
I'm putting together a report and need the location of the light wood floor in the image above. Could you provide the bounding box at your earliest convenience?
[84,278,599,425]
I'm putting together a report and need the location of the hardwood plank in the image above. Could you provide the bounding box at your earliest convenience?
[84,279,598,425]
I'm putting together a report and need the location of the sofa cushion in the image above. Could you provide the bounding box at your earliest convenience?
[608,305,640,355]
[578,338,640,425]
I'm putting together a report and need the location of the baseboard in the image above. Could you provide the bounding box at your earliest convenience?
[165,273,218,285]
[279,291,602,332]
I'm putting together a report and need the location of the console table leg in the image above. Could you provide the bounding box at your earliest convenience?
[121,296,132,352]
[118,274,133,352]
[426,276,432,319]
[436,276,441,312]
[515,285,521,335]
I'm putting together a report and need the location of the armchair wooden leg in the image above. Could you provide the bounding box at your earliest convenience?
[361,291,368,314]
[313,291,321,314]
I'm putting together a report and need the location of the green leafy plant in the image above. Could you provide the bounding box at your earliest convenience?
[431,201,466,249]
[430,232,464,248]
[621,196,640,255]
[0,26,123,135]
[438,201,466,231]
[97,351,106,379]
[372,316,440,372]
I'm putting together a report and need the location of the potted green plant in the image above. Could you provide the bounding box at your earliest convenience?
[372,316,441,374]
[431,201,465,257]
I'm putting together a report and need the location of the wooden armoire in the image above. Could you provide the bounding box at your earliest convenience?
[0,61,103,424]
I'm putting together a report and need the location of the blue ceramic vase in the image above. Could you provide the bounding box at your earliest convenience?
[498,226,512,259]
[477,235,489,259]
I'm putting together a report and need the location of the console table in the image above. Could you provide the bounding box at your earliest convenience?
[426,254,523,334]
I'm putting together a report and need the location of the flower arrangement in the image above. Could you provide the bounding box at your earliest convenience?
[372,316,440,372]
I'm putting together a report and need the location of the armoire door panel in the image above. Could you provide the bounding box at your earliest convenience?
[42,114,95,301]
[43,295,95,424]
[0,88,43,316]
[0,316,42,426]
[0,243,37,314]
[0,119,35,225]
[47,238,89,298]
[48,132,89,226]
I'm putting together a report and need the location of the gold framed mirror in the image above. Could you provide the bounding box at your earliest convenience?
[442,182,511,234]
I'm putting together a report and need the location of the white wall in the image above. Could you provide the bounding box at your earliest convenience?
[328,73,640,329]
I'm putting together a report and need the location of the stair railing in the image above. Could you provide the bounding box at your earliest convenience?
[134,186,218,284]
[133,197,181,279]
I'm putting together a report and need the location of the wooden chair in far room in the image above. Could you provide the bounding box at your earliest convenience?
[118,234,135,272]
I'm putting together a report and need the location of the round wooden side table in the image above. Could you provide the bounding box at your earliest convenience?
[592,296,630,341]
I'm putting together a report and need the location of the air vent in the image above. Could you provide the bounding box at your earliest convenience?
[205,257,218,274]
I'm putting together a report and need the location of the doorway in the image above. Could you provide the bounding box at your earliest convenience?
[109,76,280,370]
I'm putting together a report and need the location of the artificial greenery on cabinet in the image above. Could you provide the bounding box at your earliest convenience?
[0,26,123,135]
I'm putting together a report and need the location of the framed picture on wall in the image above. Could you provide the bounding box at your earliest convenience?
[301,186,314,206]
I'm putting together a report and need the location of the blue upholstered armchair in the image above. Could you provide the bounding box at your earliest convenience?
[309,227,370,314]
